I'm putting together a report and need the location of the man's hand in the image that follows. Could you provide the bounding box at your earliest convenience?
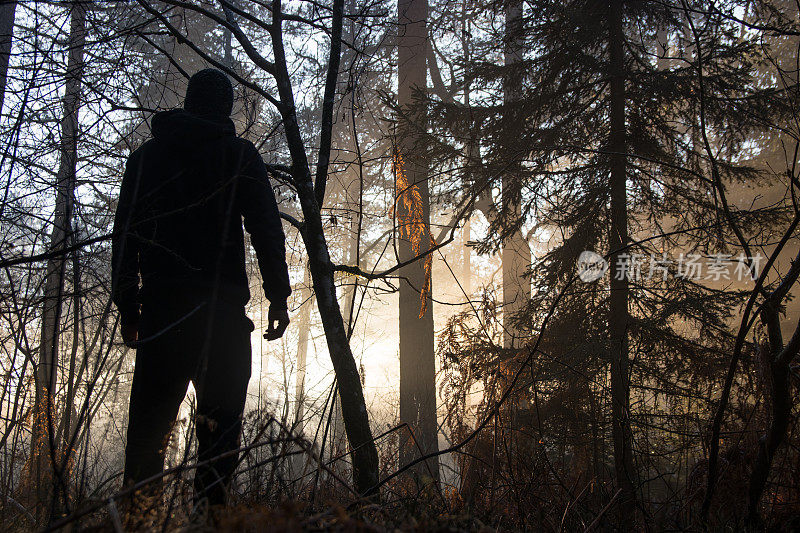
[121,323,138,348]
[264,306,290,341]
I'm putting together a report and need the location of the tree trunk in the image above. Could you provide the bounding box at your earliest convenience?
[0,0,16,114]
[746,305,799,525]
[334,177,360,461]
[271,0,379,495]
[397,0,439,484]
[461,16,476,298]
[294,266,313,435]
[462,218,471,295]
[332,4,359,458]
[292,266,313,475]
[300,207,379,495]
[746,355,791,526]
[32,0,88,520]
[501,0,530,351]
[608,0,637,517]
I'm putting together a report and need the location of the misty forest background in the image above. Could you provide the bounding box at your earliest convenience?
[0,0,800,530]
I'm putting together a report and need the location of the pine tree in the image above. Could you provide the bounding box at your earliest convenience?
[431,0,789,524]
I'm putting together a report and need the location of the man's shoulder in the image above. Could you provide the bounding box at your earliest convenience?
[229,136,260,156]
[126,139,156,164]
[227,137,266,172]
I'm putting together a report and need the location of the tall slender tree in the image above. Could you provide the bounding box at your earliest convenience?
[607,0,637,514]
[0,0,16,114]
[397,0,439,482]
[501,0,531,351]
[32,0,88,520]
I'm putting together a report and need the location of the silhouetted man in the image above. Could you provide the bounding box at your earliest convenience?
[111,69,291,506]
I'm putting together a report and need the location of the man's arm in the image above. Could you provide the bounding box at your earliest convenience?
[111,152,142,341]
[237,143,292,338]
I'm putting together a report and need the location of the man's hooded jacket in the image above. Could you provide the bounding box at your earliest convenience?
[111,109,291,326]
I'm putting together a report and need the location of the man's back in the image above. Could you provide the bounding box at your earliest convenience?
[112,108,291,323]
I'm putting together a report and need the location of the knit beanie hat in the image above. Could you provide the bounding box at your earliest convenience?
[184,68,234,117]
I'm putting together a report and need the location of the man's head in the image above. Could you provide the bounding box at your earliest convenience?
[184,68,234,117]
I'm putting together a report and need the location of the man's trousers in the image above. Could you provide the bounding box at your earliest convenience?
[123,295,253,506]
